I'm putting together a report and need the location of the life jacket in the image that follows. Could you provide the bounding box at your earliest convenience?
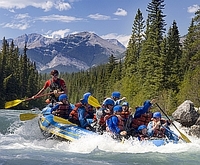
[138,133,149,141]
[120,111,130,119]
[54,103,71,119]
[151,119,167,138]
[49,78,64,102]
[49,78,63,91]
[132,112,152,129]
[69,103,81,124]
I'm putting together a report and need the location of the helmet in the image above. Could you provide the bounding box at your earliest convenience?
[122,102,129,107]
[59,94,68,101]
[153,112,161,118]
[113,105,122,112]
[50,69,59,76]
[82,92,91,104]
[104,98,115,106]
[111,91,121,98]
[83,92,91,100]
[138,125,147,131]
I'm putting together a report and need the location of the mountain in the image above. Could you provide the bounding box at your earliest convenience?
[1,32,126,73]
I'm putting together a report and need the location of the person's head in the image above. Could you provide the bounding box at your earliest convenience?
[104,98,115,113]
[111,91,121,101]
[153,112,161,121]
[138,125,147,135]
[113,105,122,114]
[50,70,59,80]
[122,102,129,111]
[82,92,91,104]
[59,94,68,103]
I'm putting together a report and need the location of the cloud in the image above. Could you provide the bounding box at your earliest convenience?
[114,8,127,16]
[88,13,111,20]
[187,5,200,13]
[15,13,30,19]
[37,14,83,22]
[101,33,130,47]
[43,28,70,38]
[0,0,71,11]
[3,22,30,30]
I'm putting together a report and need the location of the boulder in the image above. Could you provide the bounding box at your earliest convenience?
[188,125,200,138]
[172,100,199,127]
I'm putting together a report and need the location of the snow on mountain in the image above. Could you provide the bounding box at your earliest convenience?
[40,54,89,71]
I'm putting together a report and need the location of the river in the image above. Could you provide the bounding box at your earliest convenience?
[0,109,199,165]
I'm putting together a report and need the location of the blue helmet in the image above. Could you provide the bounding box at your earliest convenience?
[82,92,91,104]
[138,125,147,131]
[153,112,161,118]
[113,105,122,112]
[111,91,121,98]
[59,94,68,101]
[104,98,115,106]
[122,102,129,107]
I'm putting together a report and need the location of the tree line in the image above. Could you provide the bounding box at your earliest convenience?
[0,0,200,114]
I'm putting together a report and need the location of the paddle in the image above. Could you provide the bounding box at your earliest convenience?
[88,95,101,108]
[53,116,77,126]
[155,103,191,143]
[5,92,53,109]
[19,113,38,121]
[19,113,77,126]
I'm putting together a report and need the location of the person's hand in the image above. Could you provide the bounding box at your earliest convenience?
[150,99,156,104]
[120,130,127,136]
[54,90,60,97]
[32,95,36,99]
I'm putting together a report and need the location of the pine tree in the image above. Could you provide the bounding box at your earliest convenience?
[164,20,182,92]
[137,0,166,97]
[124,9,145,77]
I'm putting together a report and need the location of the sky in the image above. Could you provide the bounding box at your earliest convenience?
[0,0,199,47]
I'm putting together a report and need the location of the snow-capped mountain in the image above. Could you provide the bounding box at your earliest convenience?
[1,32,126,73]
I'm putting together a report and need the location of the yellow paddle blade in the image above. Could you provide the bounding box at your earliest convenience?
[5,99,25,109]
[88,95,101,108]
[19,113,38,121]
[53,116,77,126]
[178,129,191,143]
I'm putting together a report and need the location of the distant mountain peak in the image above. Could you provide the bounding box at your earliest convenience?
[1,31,126,73]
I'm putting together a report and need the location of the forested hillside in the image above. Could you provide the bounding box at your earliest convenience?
[0,0,200,114]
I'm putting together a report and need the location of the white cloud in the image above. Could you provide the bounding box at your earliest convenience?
[3,22,30,30]
[114,8,127,16]
[0,0,71,11]
[37,14,83,22]
[101,33,130,47]
[43,28,70,38]
[15,13,30,19]
[187,5,200,13]
[88,13,111,20]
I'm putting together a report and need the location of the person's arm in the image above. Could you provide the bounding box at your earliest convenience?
[60,79,68,95]
[110,116,121,134]
[51,104,60,113]
[32,80,49,98]
[78,107,89,128]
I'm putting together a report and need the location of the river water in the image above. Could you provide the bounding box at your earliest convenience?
[0,109,200,165]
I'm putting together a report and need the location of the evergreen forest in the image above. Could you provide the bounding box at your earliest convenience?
[0,0,200,115]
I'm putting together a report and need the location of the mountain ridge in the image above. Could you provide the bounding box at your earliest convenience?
[0,32,126,73]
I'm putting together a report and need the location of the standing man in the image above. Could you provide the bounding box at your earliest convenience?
[32,70,68,104]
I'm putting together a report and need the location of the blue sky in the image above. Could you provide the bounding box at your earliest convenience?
[0,0,199,47]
